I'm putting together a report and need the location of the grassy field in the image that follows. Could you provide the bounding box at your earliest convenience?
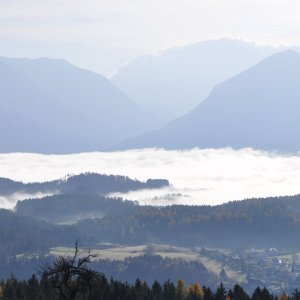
[50,244,199,261]
[49,243,246,283]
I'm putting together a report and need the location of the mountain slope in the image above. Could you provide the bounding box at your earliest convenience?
[0,57,159,153]
[112,39,277,123]
[117,51,300,152]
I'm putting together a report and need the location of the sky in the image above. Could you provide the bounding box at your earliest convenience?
[0,0,300,75]
[1,148,300,209]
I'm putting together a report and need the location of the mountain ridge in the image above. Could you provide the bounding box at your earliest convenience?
[0,57,160,153]
[112,39,278,123]
[116,50,300,152]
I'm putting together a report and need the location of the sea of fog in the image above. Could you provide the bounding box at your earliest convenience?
[1,148,300,209]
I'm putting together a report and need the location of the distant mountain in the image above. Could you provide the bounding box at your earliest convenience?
[0,57,160,153]
[117,51,300,152]
[112,39,277,123]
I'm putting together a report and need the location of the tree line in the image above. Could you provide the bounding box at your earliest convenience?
[0,243,299,300]
[1,273,300,300]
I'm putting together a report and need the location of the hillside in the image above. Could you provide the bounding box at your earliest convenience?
[117,51,300,152]
[5,192,300,251]
[112,39,276,123]
[0,209,77,255]
[2,194,300,291]
[75,194,300,249]
[0,173,169,196]
[15,194,138,223]
[0,57,159,153]
[0,173,169,209]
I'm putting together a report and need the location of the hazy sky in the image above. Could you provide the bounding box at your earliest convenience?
[1,148,300,209]
[0,0,300,75]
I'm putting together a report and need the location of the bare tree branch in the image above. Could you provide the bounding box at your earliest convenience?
[39,241,98,300]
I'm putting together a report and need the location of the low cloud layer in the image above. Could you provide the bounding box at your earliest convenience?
[0,192,54,210]
[0,148,300,208]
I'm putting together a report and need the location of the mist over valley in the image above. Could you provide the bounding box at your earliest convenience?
[1,2,300,294]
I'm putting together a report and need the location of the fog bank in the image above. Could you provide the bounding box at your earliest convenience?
[0,148,300,207]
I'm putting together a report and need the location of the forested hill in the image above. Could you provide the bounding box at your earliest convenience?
[8,195,300,249]
[0,173,169,196]
[75,194,300,249]
[0,209,77,255]
[3,194,300,252]
[2,194,300,287]
[15,194,138,223]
